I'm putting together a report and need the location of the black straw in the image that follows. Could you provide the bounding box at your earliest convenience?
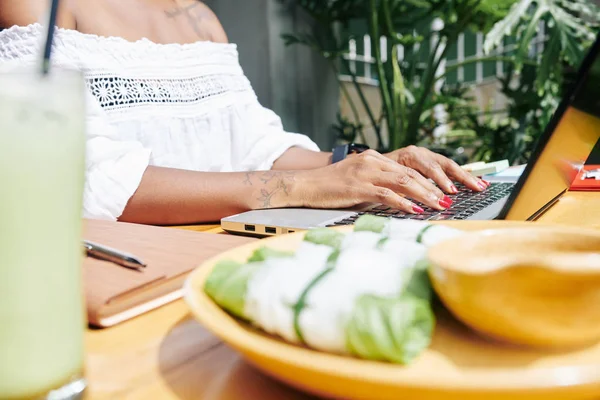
[41,0,61,75]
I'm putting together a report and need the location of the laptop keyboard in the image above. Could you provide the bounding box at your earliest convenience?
[329,182,515,226]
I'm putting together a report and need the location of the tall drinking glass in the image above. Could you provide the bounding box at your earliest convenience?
[0,69,87,399]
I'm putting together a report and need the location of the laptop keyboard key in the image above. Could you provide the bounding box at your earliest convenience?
[372,205,391,212]
[334,220,352,225]
[430,214,452,220]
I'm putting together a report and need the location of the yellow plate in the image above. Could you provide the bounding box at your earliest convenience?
[183,221,600,400]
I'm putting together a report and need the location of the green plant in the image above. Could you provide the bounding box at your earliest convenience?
[379,0,522,150]
[283,0,598,164]
[283,0,519,152]
[469,0,599,163]
[484,0,598,91]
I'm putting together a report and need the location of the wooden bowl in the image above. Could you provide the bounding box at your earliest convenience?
[428,227,600,348]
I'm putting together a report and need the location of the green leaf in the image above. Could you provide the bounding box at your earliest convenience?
[345,294,435,364]
[404,259,433,301]
[354,215,389,234]
[515,5,548,70]
[292,267,335,343]
[391,44,408,143]
[536,28,562,92]
[304,228,346,249]
[204,260,262,319]
[550,5,587,64]
[484,0,534,54]
[248,247,294,263]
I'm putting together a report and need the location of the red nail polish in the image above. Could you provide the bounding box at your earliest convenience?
[443,195,454,205]
[482,180,491,187]
[439,199,452,209]
[412,205,424,214]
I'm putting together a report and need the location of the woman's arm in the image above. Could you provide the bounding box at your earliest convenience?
[272,147,332,170]
[118,166,306,225]
[119,150,472,226]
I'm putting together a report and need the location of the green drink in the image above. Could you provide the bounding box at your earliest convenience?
[0,70,87,399]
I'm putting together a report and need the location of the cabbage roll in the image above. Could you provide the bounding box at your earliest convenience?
[205,232,435,364]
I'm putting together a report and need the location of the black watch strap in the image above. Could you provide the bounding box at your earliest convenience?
[331,143,369,163]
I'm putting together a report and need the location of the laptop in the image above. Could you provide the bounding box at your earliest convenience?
[222,34,600,237]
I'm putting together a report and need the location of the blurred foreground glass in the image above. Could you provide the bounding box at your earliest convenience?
[0,69,87,399]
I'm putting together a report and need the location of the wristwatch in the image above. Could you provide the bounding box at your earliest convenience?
[331,143,370,163]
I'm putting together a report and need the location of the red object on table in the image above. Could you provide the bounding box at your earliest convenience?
[570,165,600,191]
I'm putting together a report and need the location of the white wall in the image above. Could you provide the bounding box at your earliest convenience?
[204,0,340,150]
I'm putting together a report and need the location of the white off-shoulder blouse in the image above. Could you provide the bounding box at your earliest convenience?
[0,24,319,220]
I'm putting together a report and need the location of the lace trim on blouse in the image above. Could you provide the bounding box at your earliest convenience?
[86,74,252,111]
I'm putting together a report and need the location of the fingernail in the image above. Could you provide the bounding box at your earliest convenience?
[442,195,454,205]
[477,182,487,190]
[412,205,424,214]
[482,180,491,187]
[450,184,458,194]
[439,199,452,209]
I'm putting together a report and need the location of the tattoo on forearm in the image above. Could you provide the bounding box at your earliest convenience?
[165,1,212,40]
[243,171,296,208]
[243,172,253,186]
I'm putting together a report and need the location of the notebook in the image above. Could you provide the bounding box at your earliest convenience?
[82,219,255,327]
[570,165,600,191]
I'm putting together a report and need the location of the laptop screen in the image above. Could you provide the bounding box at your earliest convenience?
[500,37,600,221]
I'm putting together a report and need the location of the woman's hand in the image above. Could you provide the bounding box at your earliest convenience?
[384,145,487,194]
[294,150,455,214]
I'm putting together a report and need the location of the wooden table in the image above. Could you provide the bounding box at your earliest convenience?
[85,191,600,400]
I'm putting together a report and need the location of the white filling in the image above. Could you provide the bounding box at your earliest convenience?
[244,257,327,343]
[296,241,335,265]
[421,225,463,247]
[385,220,427,241]
[380,239,427,267]
[341,231,383,250]
[300,248,409,352]
[387,220,462,247]
[342,230,428,267]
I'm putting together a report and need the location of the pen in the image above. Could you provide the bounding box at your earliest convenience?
[83,240,147,271]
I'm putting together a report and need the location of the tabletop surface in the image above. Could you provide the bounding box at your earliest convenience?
[84,191,600,400]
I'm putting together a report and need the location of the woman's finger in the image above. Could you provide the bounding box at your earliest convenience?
[358,185,425,214]
[436,155,487,192]
[392,147,458,194]
[376,159,446,200]
[375,169,449,210]
[417,159,458,194]
[349,150,449,210]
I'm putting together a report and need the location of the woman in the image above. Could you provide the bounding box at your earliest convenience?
[0,0,487,225]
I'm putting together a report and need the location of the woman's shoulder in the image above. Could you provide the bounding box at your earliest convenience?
[0,0,240,75]
[0,23,240,72]
[0,0,76,30]
[0,0,75,62]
